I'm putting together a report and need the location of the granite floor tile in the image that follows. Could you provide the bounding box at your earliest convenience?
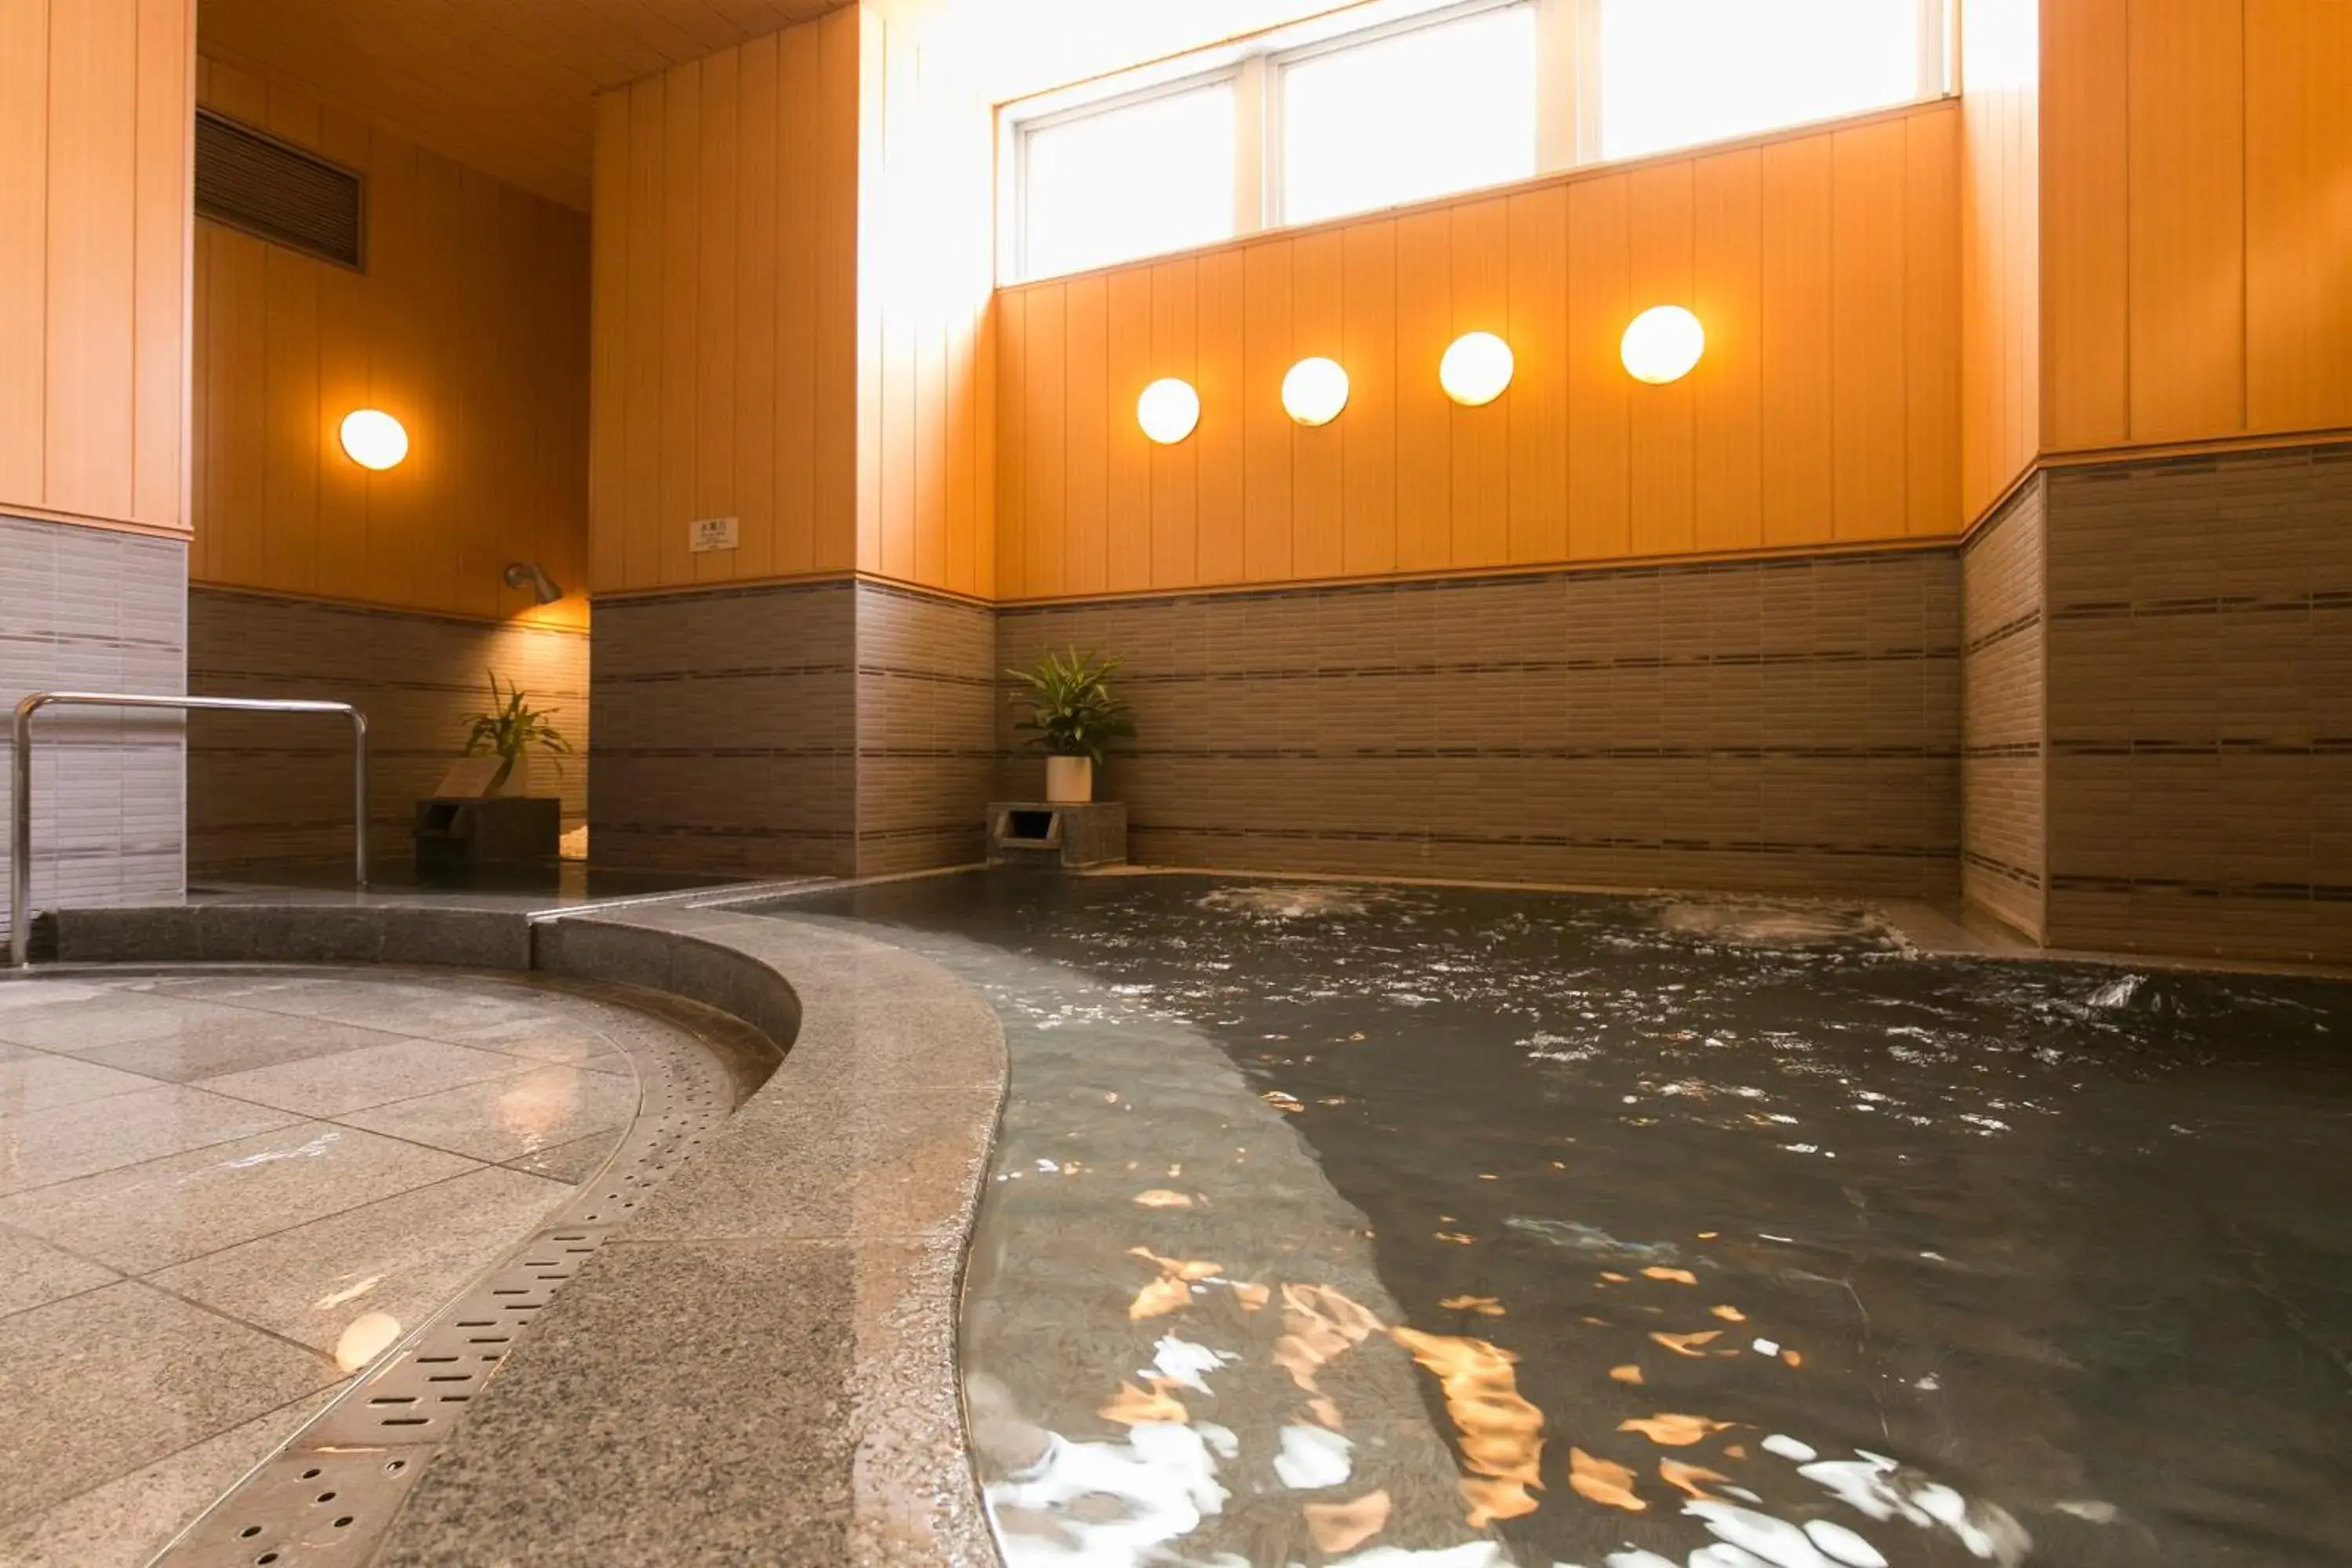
[151,1165,574,1354]
[0,1084,302,1198]
[624,1080,995,1245]
[0,1384,341,1568]
[499,1129,620,1185]
[376,1240,884,1567]
[0,1053,160,1118]
[0,1222,119,1318]
[438,1014,630,1069]
[0,1282,336,1525]
[74,1012,406,1084]
[0,993,266,1054]
[227,982,568,1040]
[198,1038,538,1118]
[336,1064,637,1164]
[0,1122,479,1274]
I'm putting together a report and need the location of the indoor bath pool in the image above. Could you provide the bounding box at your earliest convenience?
[755,873,2351,1568]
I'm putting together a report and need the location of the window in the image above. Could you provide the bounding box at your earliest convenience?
[1018,80,1237,282]
[1001,0,1947,283]
[1278,3,1537,227]
[1591,0,1942,161]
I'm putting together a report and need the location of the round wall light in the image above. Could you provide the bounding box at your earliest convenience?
[339,409,410,470]
[1137,378,1201,445]
[1439,332,1515,407]
[1621,305,1706,384]
[1281,356,1351,427]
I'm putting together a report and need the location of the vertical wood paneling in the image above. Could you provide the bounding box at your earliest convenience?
[45,0,143,523]
[1691,148,1763,553]
[1759,136,1834,546]
[2244,0,2352,434]
[1904,107,1961,536]
[1103,267,1153,592]
[132,0,191,528]
[1241,239,1295,583]
[693,49,739,584]
[1392,208,1451,572]
[2125,0,2245,441]
[993,288,1027,595]
[1022,283,1067,598]
[1627,162,1696,557]
[731,36,778,580]
[1063,274,1110,594]
[656,63,700,588]
[996,102,1964,597]
[194,60,589,625]
[1504,190,1566,566]
[1149,257,1200,588]
[1566,175,1632,559]
[1339,222,1396,577]
[0,0,50,507]
[1196,248,1247,585]
[587,9,993,597]
[1447,198,1509,567]
[589,88,629,592]
[2039,0,2128,451]
[1290,233,1345,580]
[1830,121,1908,542]
[621,75,665,589]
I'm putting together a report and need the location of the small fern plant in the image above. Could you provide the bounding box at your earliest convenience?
[462,672,573,789]
[1007,648,1135,765]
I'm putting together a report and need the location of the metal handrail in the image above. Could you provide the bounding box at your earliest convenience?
[9,692,370,967]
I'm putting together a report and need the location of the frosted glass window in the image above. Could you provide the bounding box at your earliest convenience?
[1279,3,1537,227]
[1597,0,1933,160]
[1022,82,1237,279]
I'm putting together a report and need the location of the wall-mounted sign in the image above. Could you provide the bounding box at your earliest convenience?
[690,516,739,553]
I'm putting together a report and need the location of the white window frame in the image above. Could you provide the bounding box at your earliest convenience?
[998,0,1951,285]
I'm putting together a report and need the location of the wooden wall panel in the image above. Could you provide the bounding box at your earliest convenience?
[2038,0,2352,454]
[853,11,998,597]
[0,0,192,534]
[994,101,1964,601]
[1958,0,2041,521]
[587,9,868,595]
[194,58,589,626]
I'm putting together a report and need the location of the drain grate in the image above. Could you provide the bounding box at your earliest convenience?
[153,981,751,1566]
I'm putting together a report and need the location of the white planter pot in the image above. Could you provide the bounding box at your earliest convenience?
[1044,756,1094,804]
[490,752,530,798]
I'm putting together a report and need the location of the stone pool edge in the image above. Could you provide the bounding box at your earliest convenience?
[36,900,1011,1566]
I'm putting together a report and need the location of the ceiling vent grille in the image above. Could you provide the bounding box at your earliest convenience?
[195,109,366,270]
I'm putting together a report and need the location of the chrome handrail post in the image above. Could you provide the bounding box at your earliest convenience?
[7,693,373,967]
[10,694,43,970]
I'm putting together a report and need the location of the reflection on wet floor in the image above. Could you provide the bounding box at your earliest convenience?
[764,873,2352,1567]
[0,971,639,1566]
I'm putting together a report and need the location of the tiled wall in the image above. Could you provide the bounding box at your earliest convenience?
[589,579,994,880]
[856,584,996,876]
[187,590,590,871]
[2041,445,2352,963]
[0,517,187,939]
[998,551,1964,899]
[1960,480,2049,938]
[590,581,858,877]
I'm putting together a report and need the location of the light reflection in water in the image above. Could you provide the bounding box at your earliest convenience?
[775,875,2352,1566]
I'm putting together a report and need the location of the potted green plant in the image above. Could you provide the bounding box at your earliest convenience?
[1007,648,1134,804]
[462,673,573,798]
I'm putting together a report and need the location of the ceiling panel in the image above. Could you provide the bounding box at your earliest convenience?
[198,0,850,208]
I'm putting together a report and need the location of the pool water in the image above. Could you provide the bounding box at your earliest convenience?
[771,872,2352,1568]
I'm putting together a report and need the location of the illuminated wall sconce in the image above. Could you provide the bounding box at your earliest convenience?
[1137,378,1201,445]
[1621,306,1705,384]
[1439,332,1514,407]
[339,409,410,470]
[1281,357,1350,426]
